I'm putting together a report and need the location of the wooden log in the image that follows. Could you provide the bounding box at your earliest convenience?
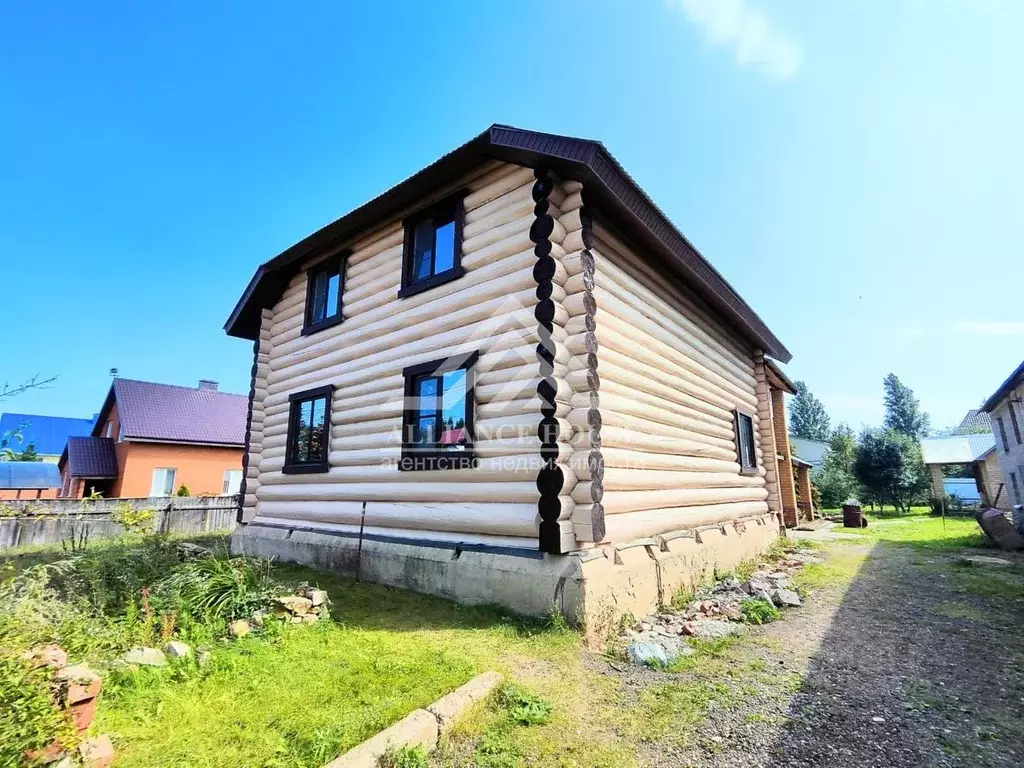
[258,456,543,485]
[566,407,736,453]
[594,425,737,460]
[257,481,539,503]
[251,514,538,548]
[600,502,770,541]
[596,486,768,515]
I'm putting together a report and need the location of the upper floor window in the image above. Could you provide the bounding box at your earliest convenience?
[284,385,334,474]
[398,192,466,298]
[105,421,114,438]
[400,352,478,471]
[734,410,757,474]
[1009,401,1022,445]
[998,416,1010,452]
[302,254,347,336]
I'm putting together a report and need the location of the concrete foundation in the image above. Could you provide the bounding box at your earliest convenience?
[232,512,780,644]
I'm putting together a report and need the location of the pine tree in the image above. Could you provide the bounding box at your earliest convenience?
[789,381,831,441]
[883,374,930,438]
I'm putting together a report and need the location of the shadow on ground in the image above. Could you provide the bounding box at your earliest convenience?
[758,539,1024,767]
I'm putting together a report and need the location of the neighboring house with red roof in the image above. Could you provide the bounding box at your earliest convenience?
[58,378,247,499]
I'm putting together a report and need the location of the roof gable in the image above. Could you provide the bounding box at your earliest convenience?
[224,125,790,362]
[111,379,247,446]
[0,413,94,456]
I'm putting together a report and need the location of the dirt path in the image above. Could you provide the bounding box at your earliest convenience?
[596,539,1024,767]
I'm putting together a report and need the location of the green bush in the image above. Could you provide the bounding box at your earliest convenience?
[0,655,78,766]
[740,598,781,625]
[158,556,279,623]
[498,684,552,726]
[176,485,191,497]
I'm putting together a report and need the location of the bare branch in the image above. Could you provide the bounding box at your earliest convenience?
[0,374,59,402]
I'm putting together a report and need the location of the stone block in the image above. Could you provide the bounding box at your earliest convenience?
[79,735,115,768]
[324,709,438,768]
[427,671,503,731]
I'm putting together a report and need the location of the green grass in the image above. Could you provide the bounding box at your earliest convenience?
[91,561,587,768]
[833,508,986,552]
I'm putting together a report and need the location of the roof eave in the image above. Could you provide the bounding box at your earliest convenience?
[983,360,1024,413]
[224,125,791,361]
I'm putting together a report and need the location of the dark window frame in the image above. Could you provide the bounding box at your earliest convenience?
[998,415,1010,453]
[400,351,479,471]
[301,252,349,336]
[397,191,467,299]
[283,385,334,474]
[1009,401,1022,445]
[733,409,758,476]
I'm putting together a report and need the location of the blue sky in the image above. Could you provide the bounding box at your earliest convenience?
[2,0,1021,432]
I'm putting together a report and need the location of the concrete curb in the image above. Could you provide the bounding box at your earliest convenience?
[323,672,503,768]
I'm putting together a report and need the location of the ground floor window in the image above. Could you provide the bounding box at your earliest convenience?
[284,385,333,474]
[734,409,757,474]
[151,467,177,497]
[400,351,478,471]
[223,469,243,495]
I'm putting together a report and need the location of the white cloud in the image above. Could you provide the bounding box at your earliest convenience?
[669,0,803,81]
[955,320,1024,337]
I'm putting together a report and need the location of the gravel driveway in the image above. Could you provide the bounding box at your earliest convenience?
[597,538,1024,767]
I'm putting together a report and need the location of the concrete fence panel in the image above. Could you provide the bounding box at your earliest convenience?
[0,495,238,551]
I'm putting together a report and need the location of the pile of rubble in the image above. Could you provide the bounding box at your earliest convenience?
[623,550,821,667]
[21,645,114,767]
[229,583,332,637]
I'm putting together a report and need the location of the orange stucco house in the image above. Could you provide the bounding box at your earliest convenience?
[58,378,247,499]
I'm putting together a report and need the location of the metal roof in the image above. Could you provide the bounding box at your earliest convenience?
[791,437,829,467]
[62,437,119,478]
[0,413,94,456]
[92,379,247,447]
[0,461,62,489]
[955,409,991,434]
[920,434,996,465]
[224,125,791,362]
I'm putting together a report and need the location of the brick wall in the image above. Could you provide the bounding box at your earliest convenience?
[987,389,1023,511]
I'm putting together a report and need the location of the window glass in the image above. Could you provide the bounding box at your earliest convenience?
[151,468,176,497]
[441,369,467,449]
[434,218,456,274]
[287,392,330,469]
[412,219,435,281]
[311,270,329,323]
[326,272,341,318]
[737,413,756,469]
[306,260,344,329]
[223,469,243,495]
[405,361,473,460]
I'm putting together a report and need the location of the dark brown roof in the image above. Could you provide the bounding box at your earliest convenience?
[62,437,118,479]
[224,125,791,362]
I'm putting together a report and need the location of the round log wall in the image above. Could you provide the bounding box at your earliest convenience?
[584,220,772,541]
[249,162,552,546]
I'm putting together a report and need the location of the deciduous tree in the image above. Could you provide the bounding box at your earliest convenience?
[853,428,930,514]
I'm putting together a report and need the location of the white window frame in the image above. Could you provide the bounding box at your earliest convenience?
[105,421,114,438]
[151,467,177,497]
[223,469,243,495]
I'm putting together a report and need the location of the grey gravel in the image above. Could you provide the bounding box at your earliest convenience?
[597,540,1024,767]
